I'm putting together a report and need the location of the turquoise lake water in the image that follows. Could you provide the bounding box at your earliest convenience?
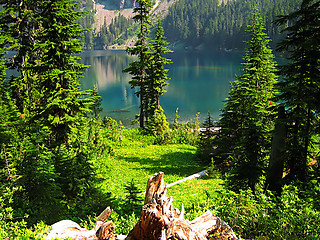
[79,50,242,126]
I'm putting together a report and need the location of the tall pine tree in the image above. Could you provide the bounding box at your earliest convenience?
[212,7,278,192]
[0,0,100,222]
[33,0,93,144]
[146,20,172,135]
[0,0,40,116]
[275,0,320,181]
[123,0,153,128]
[147,20,172,116]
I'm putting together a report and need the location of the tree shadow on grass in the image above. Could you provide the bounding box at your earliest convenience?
[118,151,206,180]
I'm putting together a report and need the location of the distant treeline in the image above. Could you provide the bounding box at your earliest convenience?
[162,0,302,49]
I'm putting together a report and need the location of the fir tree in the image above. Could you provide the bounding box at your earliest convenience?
[197,112,215,165]
[0,0,40,115]
[33,0,93,144]
[275,0,320,181]
[147,20,172,116]
[146,20,172,135]
[0,0,101,221]
[213,7,278,192]
[123,0,153,128]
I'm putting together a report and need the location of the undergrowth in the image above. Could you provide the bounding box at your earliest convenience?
[1,123,319,239]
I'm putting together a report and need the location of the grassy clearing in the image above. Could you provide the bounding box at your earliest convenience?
[95,128,221,204]
[87,128,225,235]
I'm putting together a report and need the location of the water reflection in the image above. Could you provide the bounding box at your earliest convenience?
[79,50,242,126]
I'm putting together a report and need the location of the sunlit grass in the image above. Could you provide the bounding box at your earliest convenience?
[91,128,221,204]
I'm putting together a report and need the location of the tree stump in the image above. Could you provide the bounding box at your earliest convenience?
[46,172,239,240]
[124,172,239,240]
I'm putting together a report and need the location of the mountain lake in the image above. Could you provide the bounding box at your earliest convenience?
[79,49,242,127]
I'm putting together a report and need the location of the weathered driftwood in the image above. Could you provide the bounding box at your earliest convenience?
[45,206,126,240]
[46,172,239,240]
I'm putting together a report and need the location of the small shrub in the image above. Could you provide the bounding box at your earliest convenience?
[124,179,143,213]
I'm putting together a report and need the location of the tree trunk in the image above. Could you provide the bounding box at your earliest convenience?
[265,106,287,194]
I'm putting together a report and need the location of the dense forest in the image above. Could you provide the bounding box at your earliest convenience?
[77,0,302,50]
[162,0,302,49]
[0,0,320,239]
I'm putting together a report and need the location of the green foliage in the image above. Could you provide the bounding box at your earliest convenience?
[147,106,170,144]
[212,7,278,193]
[167,110,200,145]
[197,112,215,165]
[1,128,319,239]
[212,185,320,239]
[163,0,302,49]
[0,220,50,240]
[0,0,112,226]
[88,86,103,118]
[0,185,50,239]
[123,179,143,213]
[123,0,153,128]
[94,13,134,49]
[146,20,172,117]
[77,0,95,49]
[33,0,93,144]
[275,0,320,181]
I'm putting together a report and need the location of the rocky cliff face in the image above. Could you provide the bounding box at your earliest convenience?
[98,0,135,9]
[120,0,136,9]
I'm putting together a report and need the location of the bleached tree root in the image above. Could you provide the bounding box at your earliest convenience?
[46,172,239,240]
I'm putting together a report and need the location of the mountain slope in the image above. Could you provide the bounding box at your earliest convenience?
[162,0,302,50]
[81,0,177,49]
[80,0,302,50]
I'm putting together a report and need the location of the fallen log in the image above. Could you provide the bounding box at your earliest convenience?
[46,172,239,240]
[167,170,209,188]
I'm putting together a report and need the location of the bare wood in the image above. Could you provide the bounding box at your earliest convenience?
[96,221,116,240]
[144,172,166,204]
[166,218,207,240]
[190,211,218,237]
[167,170,209,188]
[95,207,112,232]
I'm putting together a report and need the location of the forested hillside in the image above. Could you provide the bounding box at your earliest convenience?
[162,0,302,49]
[78,0,173,49]
[78,0,302,50]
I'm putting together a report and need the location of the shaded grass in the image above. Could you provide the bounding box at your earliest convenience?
[92,128,223,218]
[97,142,209,198]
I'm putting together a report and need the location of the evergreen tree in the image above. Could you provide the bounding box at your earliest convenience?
[0,0,40,115]
[212,7,278,192]
[123,0,153,128]
[197,112,215,165]
[146,20,172,134]
[0,32,15,185]
[0,0,102,222]
[147,20,172,117]
[33,0,93,144]
[32,0,100,213]
[275,0,320,181]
